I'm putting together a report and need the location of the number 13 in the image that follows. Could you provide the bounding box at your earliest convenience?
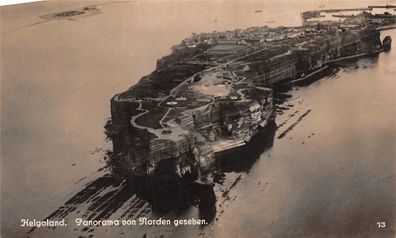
[377,222,386,228]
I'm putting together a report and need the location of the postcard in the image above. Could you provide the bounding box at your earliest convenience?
[1,0,395,237]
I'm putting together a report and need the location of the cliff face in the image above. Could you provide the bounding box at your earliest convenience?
[243,28,383,85]
[106,24,386,185]
[107,68,275,184]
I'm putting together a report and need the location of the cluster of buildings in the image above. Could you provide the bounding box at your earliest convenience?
[179,8,395,50]
[181,26,316,47]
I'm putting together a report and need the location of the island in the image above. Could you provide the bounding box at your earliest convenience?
[105,7,394,188]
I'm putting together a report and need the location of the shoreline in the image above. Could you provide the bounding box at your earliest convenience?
[281,49,383,86]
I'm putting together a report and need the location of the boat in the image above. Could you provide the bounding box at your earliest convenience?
[383,35,392,51]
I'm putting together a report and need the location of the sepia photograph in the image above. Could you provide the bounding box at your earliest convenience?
[1,0,395,237]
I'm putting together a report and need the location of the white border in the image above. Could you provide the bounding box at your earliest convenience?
[0,0,42,7]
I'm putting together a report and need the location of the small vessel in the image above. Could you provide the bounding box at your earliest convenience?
[383,35,392,51]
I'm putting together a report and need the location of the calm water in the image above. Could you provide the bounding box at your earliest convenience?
[1,1,395,237]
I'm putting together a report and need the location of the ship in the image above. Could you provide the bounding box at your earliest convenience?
[106,10,393,187]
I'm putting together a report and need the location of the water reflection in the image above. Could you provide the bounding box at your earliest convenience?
[35,174,216,223]
[30,120,277,237]
[215,120,276,173]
